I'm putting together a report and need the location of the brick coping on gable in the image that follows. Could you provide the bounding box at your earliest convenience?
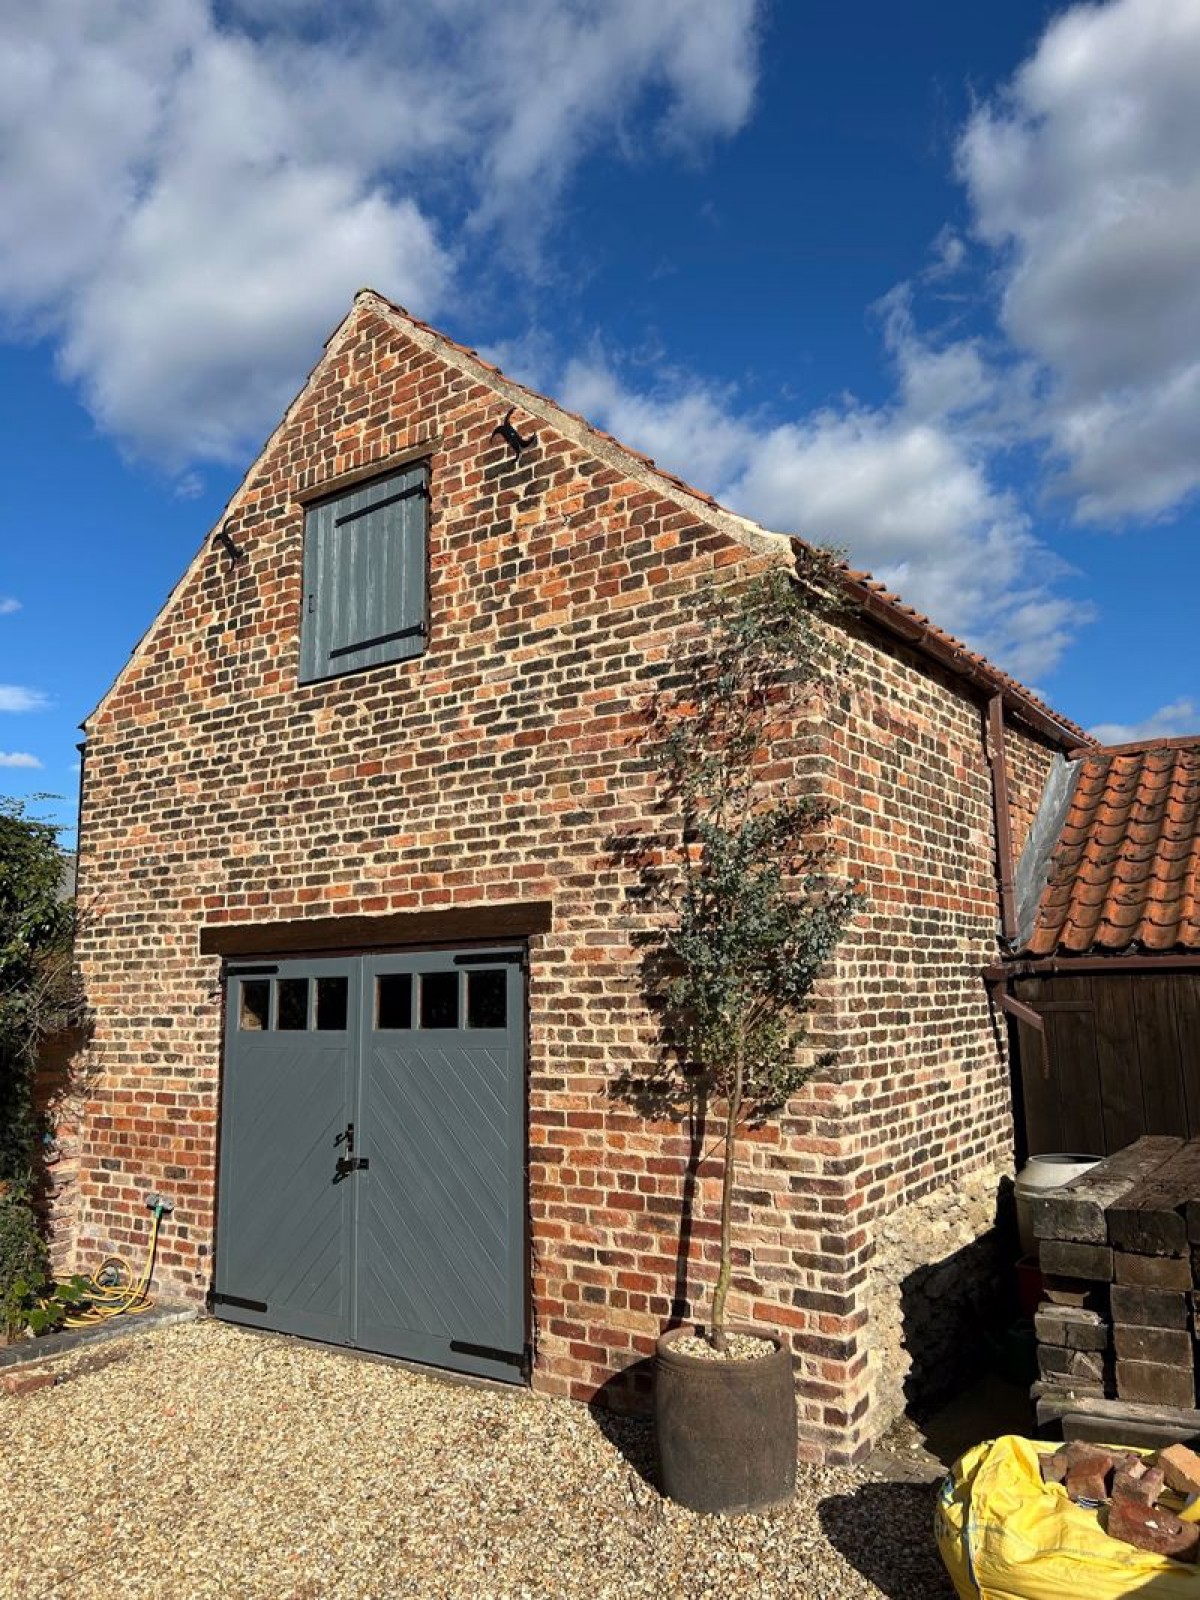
[83,288,1088,752]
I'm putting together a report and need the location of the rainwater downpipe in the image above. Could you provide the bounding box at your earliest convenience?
[981,694,1051,1160]
[985,693,1019,946]
[987,977,1050,1082]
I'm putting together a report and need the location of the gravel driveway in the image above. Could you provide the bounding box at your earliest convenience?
[0,1320,954,1599]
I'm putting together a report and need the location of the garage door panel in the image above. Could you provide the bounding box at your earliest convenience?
[357,1200,458,1336]
[358,1048,517,1354]
[356,953,525,1377]
[365,1089,510,1320]
[372,1045,508,1243]
[218,1094,351,1338]
[215,962,357,1344]
[413,1040,510,1200]
[217,949,526,1385]
[262,1217,345,1322]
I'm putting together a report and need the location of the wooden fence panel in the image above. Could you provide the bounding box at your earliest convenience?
[1014,1005,1059,1157]
[1012,973,1197,1157]
[1092,975,1147,1151]
[1047,976,1106,1154]
[1135,975,1189,1137]
[1178,976,1200,1136]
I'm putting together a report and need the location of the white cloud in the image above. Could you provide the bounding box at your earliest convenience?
[0,751,42,769]
[557,351,1091,683]
[0,597,19,616]
[0,685,51,713]
[460,0,759,233]
[561,355,755,490]
[1089,698,1199,745]
[0,0,761,467]
[923,226,968,283]
[538,0,1200,686]
[173,472,205,501]
[958,0,1200,522]
[875,286,1022,432]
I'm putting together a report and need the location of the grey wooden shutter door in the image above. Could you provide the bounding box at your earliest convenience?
[300,464,428,682]
[215,959,359,1345]
[355,952,526,1381]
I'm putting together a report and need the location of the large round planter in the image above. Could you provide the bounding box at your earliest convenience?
[654,1324,797,1514]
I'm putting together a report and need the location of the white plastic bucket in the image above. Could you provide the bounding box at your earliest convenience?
[1014,1152,1101,1257]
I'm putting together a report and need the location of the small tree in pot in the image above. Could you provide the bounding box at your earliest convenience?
[632,553,861,1513]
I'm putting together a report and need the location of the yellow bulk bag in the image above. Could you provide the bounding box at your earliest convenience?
[936,1434,1200,1600]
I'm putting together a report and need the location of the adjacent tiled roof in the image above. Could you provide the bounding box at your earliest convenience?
[1025,740,1200,956]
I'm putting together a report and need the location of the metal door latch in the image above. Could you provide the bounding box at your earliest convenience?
[334,1123,368,1178]
[334,1126,366,1177]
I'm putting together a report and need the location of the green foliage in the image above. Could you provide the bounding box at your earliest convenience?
[648,555,862,1109]
[0,797,79,1192]
[0,1193,50,1338]
[0,1197,91,1338]
[626,553,863,1343]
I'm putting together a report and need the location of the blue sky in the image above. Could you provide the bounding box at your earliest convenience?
[1,0,1197,842]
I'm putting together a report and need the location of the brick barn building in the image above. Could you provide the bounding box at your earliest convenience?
[62,289,1092,1463]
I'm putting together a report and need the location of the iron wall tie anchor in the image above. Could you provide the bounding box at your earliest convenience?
[491,408,537,459]
[214,525,246,565]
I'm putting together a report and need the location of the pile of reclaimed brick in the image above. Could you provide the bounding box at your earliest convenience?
[1032,1136,1200,1444]
[1042,1439,1200,1560]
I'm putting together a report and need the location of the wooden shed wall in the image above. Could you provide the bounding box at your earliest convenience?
[1013,973,1200,1157]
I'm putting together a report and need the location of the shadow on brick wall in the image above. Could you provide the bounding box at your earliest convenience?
[899,1178,1021,1422]
[603,825,714,1333]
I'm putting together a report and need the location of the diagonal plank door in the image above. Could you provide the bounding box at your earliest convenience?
[354,952,526,1382]
[215,948,526,1385]
[215,959,358,1343]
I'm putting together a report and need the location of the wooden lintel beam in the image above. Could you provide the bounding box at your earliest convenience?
[200,900,554,958]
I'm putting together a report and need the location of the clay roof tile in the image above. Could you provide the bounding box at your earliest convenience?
[1024,741,1200,956]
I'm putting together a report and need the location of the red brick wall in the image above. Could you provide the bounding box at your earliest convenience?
[828,623,1058,1218]
[1007,718,1060,859]
[71,293,1063,1462]
[814,621,1058,1447]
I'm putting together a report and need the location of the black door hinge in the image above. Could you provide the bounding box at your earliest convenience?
[212,1291,269,1313]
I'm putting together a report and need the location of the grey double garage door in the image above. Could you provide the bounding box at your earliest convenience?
[215,949,526,1383]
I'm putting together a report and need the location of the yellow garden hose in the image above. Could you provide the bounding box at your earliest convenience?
[62,1199,168,1326]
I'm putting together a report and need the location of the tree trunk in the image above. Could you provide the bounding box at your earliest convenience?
[711,1037,744,1352]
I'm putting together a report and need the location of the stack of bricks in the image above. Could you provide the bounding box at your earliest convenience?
[1033,1136,1200,1420]
[1107,1139,1200,1411]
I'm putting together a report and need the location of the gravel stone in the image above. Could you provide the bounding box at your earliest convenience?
[0,1320,954,1598]
[672,1333,775,1361]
